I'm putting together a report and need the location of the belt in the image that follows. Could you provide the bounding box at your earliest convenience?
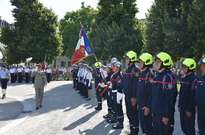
[112,90,117,93]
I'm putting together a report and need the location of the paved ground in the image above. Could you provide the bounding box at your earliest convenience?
[0,81,191,135]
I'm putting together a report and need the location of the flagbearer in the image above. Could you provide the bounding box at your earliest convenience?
[137,53,154,135]
[94,61,105,111]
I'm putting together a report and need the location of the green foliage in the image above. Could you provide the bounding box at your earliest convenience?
[2,0,63,64]
[91,0,143,60]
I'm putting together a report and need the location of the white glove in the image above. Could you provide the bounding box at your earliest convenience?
[98,82,106,88]
[107,81,112,89]
[117,92,123,104]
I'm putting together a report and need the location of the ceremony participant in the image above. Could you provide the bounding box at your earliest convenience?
[195,56,205,135]
[0,65,10,99]
[24,66,31,83]
[178,58,197,135]
[9,66,17,83]
[46,66,52,83]
[151,52,177,135]
[34,64,47,110]
[123,51,140,135]
[137,53,154,135]
[17,66,24,83]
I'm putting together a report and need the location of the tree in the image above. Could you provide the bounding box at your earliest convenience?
[188,0,205,58]
[4,0,63,64]
[91,0,143,60]
[145,0,195,60]
[59,5,97,58]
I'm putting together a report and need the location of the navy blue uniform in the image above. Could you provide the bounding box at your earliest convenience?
[195,75,205,135]
[111,71,124,125]
[151,70,177,135]
[137,68,153,135]
[122,63,140,134]
[94,68,104,108]
[179,73,196,135]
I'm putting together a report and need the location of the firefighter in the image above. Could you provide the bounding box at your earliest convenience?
[178,58,197,135]
[195,56,205,135]
[122,50,140,135]
[151,52,177,135]
[137,53,154,135]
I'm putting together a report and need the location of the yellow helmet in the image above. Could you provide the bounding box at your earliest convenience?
[94,62,102,68]
[156,52,173,67]
[125,51,137,62]
[182,58,196,70]
[139,53,154,66]
[198,56,205,65]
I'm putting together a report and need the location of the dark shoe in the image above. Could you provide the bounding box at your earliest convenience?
[36,107,39,110]
[103,113,112,119]
[112,122,124,129]
[95,106,102,111]
[39,105,42,108]
[107,117,117,123]
[129,127,139,135]
[2,94,6,99]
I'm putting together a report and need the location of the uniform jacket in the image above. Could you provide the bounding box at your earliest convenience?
[178,72,196,112]
[34,71,47,89]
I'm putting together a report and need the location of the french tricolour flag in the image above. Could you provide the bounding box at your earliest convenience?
[71,28,94,65]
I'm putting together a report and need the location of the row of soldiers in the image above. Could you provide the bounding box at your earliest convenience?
[72,63,93,100]
[9,66,52,83]
[93,51,205,135]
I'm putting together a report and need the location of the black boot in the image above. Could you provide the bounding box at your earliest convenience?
[2,94,6,99]
[103,113,112,119]
[107,116,117,123]
[129,126,139,135]
[95,103,102,111]
[112,122,124,129]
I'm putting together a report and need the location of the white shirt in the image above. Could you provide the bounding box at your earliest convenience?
[46,69,52,73]
[10,68,16,73]
[0,69,10,79]
[24,68,31,73]
[17,68,23,73]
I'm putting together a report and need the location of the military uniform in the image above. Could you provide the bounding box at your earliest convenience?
[10,67,17,83]
[34,71,47,109]
[0,68,10,99]
[46,68,52,83]
[17,66,23,83]
[24,67,31,83]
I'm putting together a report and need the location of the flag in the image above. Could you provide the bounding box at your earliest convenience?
[71,28,94,65]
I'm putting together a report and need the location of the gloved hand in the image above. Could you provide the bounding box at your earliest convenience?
[117,92,123,104]
[107,81,112,89]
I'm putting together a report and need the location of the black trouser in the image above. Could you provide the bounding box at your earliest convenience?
[1,79,8,89]
[139,107,153,135]
[73,77,77,89]
[18,73,23,83]
[10,73,16,83]
[153,115,172,135]
[125,96,139,133]
[46,73,52,83]
[96,87,102,107]
[198,115,205,135]
[25,73,30,83]
[180,110,195,135]
[113,92,124,124]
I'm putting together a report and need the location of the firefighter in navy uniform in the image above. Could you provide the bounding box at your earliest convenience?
[122,51,140,135]
[137,53,154,135]
[151,52,177,135]
[178,58,197,135]
[103,63,114,120]
[195,56,205,135]
[94,62,105,111]
[110,61,124,129]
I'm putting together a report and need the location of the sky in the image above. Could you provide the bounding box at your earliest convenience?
[0,0,154,23]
